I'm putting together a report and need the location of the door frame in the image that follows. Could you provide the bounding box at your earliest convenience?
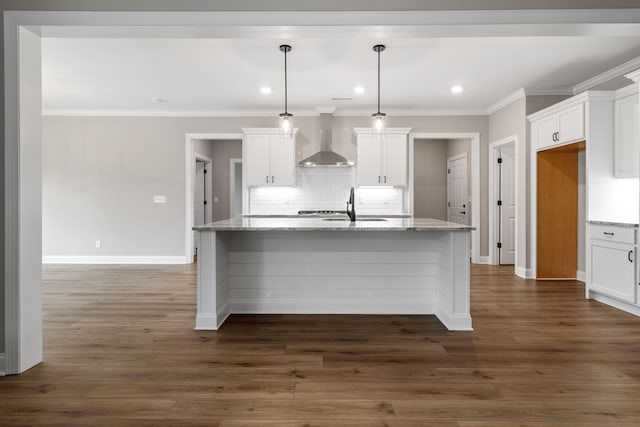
[185,134,242,262]
[488,135,518,266]
[409,132,480,264]
[229,158,242,218]
[446,153,468,224]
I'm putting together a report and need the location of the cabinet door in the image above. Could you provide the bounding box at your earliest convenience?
[245,134,272,187]
[536,115,559,150]
[590,239,636,303]
[558,103,584,144]
[269,134,296,186]
[615,93,639,178]
[383,134,408,186]
[357,134,383,186]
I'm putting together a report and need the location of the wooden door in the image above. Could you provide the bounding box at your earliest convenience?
[537,144,581,279]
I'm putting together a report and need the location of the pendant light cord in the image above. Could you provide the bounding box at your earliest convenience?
[377,47,381,114]
[284,47,288,114]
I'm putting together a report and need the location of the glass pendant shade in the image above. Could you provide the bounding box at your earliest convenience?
[373,112,385,133]
[372,44,386,135]
[280,112,293,136]
[279,44,293,136]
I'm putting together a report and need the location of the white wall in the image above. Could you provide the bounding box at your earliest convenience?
[42,114,489,258]
[488,95,570,275]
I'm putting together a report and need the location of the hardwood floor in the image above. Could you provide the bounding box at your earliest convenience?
[2,264,640,425]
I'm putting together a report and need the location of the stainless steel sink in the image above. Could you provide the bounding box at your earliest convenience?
[322,218,388,222]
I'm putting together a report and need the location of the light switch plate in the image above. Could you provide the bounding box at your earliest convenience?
[153,195,167,203]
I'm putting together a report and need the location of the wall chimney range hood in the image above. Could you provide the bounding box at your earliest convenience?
[299,112,354,167]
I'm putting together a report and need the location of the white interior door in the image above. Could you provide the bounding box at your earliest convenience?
[447,155,468,224]
[499,145,516,265]
[194,160,206,253]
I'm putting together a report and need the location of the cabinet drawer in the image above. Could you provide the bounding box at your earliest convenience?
[587,224,636,244]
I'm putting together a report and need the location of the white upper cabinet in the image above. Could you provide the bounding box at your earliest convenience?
[243,129,296,187]
[354,128,411,187]
[356,135,383,185]
[534,103,585,151]
[614,92,639,178]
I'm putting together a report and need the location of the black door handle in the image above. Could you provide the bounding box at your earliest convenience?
[460,211,466,215]
[629,250,634,263]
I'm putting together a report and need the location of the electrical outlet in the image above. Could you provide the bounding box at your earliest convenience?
[214,196,219,203]
[95,240,101,248]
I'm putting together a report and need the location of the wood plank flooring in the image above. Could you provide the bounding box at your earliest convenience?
[2,264,640,425]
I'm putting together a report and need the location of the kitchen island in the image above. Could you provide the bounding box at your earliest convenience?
[193,217,474,331]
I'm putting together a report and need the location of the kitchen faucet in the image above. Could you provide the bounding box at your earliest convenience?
[346,186,356,222]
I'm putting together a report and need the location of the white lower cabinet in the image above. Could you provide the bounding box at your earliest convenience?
[587,224,637,304]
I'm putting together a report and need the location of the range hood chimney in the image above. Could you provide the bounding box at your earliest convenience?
[299,111,354,167]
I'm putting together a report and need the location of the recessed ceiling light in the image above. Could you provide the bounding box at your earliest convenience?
[354,86,365,94]
[260,86,272,95]
[451,85,464,94]
[151,97,167,103]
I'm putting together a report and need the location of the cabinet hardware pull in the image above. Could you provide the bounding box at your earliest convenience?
[378,176,381,183]
[266,175,269,183]
[603,232,615,236]
[629,250,634,263]
[384,176,387,184]
[271,176,274,183]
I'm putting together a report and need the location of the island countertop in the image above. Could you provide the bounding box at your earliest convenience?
[193,217,474,232]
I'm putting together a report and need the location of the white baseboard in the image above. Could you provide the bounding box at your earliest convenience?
[588,291,640,317]
[0,354,6,376]
[515,266,533,279]
[477,256,491,265]
[576,270,586,283]
[42,255,190,264]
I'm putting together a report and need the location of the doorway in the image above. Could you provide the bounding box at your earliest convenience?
[447,153,468,225]
[194,156,212,256]
[229,159,243,218]
[185,134,243,262]
[497,144,516,265]
[488,136,519,267]
[409,133,479,263]
[536,141,586,279]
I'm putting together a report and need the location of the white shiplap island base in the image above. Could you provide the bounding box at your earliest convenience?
[193,217,474,331]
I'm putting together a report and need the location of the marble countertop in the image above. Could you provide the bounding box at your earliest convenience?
[587,220,639,228]
[193,217,474,232]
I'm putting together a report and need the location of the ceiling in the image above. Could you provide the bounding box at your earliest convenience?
[41,24,640,116]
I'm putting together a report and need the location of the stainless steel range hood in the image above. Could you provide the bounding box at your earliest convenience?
[298,113,354,167]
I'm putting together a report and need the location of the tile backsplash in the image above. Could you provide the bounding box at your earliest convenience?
[249,167,404,215]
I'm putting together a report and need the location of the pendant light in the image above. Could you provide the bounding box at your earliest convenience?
[279,44,293,135]
[372,44,386,133]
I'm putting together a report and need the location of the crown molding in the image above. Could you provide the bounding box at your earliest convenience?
[572,55,640,94]
[41,109,323,117]
[44,108,488,118]
[334,109,486,117]
[485,87,574,115]
[625,69,640,83]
